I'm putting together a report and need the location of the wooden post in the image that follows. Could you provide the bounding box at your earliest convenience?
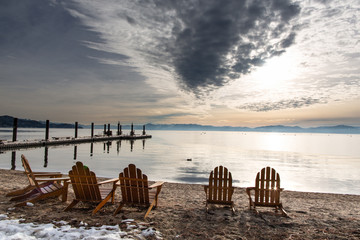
[75,122,78,138]
[119,124,122,135]
[130,123,134,136]
[117,122,120,135]
[142,125,146,135]
[91,122,94,138]
[103,124,106,135]
[45,120,50,141]
[107,123,110,132]
[12,118,18,142]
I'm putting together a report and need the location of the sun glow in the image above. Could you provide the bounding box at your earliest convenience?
[251,51,300,90]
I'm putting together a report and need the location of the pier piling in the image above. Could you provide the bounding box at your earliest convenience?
[12,118,18,142]
[91,123,94,138]
[45,120,50,141]
[75,122,78,138]
[130,123,134,136]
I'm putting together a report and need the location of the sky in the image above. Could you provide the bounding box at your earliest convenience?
[0,0,359,127]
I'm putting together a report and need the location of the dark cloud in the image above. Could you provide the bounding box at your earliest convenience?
[147,0,301,94]
[239,97,326,112]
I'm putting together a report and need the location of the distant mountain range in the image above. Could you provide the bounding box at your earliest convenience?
[143,123,360,134]
[1,115,359,134]
[0,115,79,128]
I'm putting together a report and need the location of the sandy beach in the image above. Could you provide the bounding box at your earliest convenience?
[1,168,360,239]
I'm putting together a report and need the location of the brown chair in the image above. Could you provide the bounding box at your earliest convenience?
[204,166,235,213]
[246,166,287,216]
[114,164,164,219]
[64,161,118,215]
[7,154,69,207]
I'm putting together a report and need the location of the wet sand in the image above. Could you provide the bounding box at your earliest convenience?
[1,169,360,239]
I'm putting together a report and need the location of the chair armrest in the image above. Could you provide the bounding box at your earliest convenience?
[36,177,70,182]
[149,181,164,189]
[98,178,119,185]
[34,174,63,177]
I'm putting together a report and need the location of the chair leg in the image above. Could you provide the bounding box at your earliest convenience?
[144,200,156,219]
[64,200,79,211]
[279,205,289,217]
[114,202,125,215]
[61,182,69,202]
[92,192,113,215]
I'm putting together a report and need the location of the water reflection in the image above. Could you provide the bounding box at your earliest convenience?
[11,151,16,170]
[44,147,48,167]
[3,139,146,171]
[73,146,77,160]
[130,140,134,152]
[116,141,121,154]
[90,143,93,157]
[1,130,359,195]
[103,141,111,153]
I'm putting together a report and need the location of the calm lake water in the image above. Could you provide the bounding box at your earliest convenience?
[1,128,359,195]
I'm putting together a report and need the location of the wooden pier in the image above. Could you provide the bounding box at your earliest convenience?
[0,134,151,151]
[0,117,151,151]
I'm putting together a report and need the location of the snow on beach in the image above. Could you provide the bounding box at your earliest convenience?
[0,214,162,240]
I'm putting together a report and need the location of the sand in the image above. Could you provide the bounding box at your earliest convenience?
[1,168,360,239]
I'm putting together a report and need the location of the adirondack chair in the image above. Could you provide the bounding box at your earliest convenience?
[7,154,69,207]
[246,166,287,216]
[204,166,235,213]
[114,164,164,219]
[64,161,118,215]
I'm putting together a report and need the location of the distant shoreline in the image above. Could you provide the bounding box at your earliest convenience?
[1,115,360,134]
[1,125,360,135]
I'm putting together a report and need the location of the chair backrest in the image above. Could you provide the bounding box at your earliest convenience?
[21,154,38,188]
[207,166,233,203]
[254,167,281,206]
[68,162,101,201]
[119,164,149,205]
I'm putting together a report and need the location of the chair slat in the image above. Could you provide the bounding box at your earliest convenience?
[213,166,218,201]
[208,171,213,201]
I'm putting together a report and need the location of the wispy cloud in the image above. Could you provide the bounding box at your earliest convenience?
[239,97,327,112]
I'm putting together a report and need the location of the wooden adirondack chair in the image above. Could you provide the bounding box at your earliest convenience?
[7,154,69,207]
[246,166,287,216]
[204,166,235,213]
[64,161,118,215]
[114,164,164,219]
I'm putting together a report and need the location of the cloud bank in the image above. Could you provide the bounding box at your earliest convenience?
[70,0,300,96]
[160,0,301,93]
